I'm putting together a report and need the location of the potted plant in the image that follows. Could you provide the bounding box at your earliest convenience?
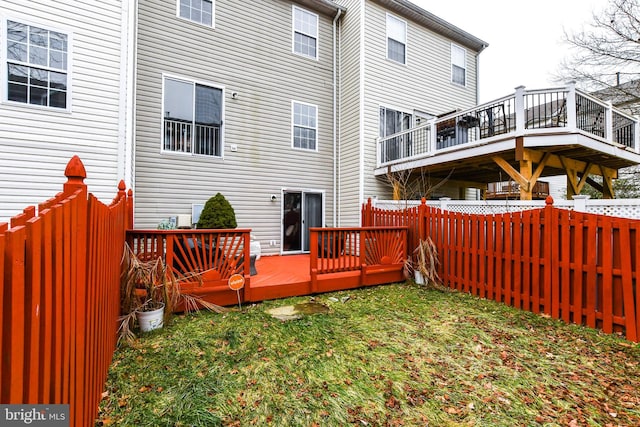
[119,243,177,340]
[118,243,227,343]
[412,237,440,286]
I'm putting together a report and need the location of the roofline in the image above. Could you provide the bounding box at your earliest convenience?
[371,0,488,53]
[295,0,346,16]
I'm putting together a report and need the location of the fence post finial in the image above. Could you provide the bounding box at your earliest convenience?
[545,195,554,206]
[63,155,87,195]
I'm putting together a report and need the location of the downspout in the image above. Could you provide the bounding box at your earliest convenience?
[332,8,342,227]
[475,51,480,104]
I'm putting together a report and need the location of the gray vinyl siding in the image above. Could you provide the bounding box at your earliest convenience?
[336,0,362,226]
[361,0,479,203]
[0,0,128,222]
[135,0,336,254]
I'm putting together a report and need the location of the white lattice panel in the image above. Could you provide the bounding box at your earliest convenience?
[374,199,640,219]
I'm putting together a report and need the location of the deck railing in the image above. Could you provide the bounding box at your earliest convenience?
[126,229,252,301]
[0,156,132,426]
[377,84,639,167]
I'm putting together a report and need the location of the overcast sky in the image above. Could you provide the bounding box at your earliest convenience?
[410,0,611,102]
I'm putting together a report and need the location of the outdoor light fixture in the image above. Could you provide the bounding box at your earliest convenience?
[270,194,277,202]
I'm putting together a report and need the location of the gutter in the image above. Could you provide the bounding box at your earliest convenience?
[332,8,342,227]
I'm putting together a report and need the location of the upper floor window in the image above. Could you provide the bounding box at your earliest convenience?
[5,20,69,109]
[386,14,406,64]
[163,76,223,156]
[292,6,318,60]
[451,44,466,86]
[292,101,317,150]
[178,0,214,27]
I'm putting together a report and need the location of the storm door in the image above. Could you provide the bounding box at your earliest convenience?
[282,191,323,253]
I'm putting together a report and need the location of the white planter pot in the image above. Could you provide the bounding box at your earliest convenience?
[137,304,165,332]
[414,271,425,285]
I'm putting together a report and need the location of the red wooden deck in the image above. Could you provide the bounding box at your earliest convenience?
[182,253,404,307]
[128,228,408,308]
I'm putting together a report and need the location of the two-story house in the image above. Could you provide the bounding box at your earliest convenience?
[0,0,135,221]
[132,0,488,256]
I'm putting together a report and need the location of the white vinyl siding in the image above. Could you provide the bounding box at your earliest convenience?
[4,19,69,109]
[0,0,131,223]
[451,44,466,86]
[135,1,335,254]
[292,101,317,150]
[162,75,223,157]
[292,5,318,59]
[361,1,478,209]
[178,0,214,27]
[386,13,405,64]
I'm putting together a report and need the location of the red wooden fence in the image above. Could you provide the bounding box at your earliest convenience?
[362,197,640,342]
[0,156,132,426]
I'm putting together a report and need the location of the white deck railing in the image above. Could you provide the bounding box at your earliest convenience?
[377,84,640,167]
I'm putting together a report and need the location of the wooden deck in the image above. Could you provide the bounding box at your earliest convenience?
[249,254,314,301]
[128,228,408,308]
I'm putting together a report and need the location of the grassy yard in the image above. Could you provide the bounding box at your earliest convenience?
[98,283,640,426]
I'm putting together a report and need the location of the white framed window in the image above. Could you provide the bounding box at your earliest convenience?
[292,6,318,60]
[292,101,317,150]
[451,44,466,86]
[386,13,406,65]
[178,0,214,27]
[162,76,223,156]
[4,19,69,109]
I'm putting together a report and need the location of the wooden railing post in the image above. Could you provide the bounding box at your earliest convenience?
[566,82,577,131]
[605,100,613,142]
[242,231,251,302]
[309,229,319,293]
[126,189,134,230]
[514,85,526,136]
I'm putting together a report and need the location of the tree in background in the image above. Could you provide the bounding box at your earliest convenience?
[557,0,640,198]
[557,0,640,113]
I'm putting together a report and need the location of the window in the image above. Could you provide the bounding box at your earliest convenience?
[178,0,214,27]
[5,20,68,109]
[163,76,223,156]
[293,6,318,59]
[386,14,406,64]
[451,44,466,86]
[292,101,317,150]
[380,107,412,162]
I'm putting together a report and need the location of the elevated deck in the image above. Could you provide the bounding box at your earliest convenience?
[377,84,640,198]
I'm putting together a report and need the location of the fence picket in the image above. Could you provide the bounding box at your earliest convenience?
[25,217,43,403]
[602,218,614,333]
[362,196,640,342]
[6,227,26,403]
[619,222,637,341]
[1,156,131,426]
[572,212,584,326]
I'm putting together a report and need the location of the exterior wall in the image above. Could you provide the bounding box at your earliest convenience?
[336,0,363,227]
[135,0,337,255]
[361,0,479,208]
[334,0,482,226]
[0,0,132,222]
